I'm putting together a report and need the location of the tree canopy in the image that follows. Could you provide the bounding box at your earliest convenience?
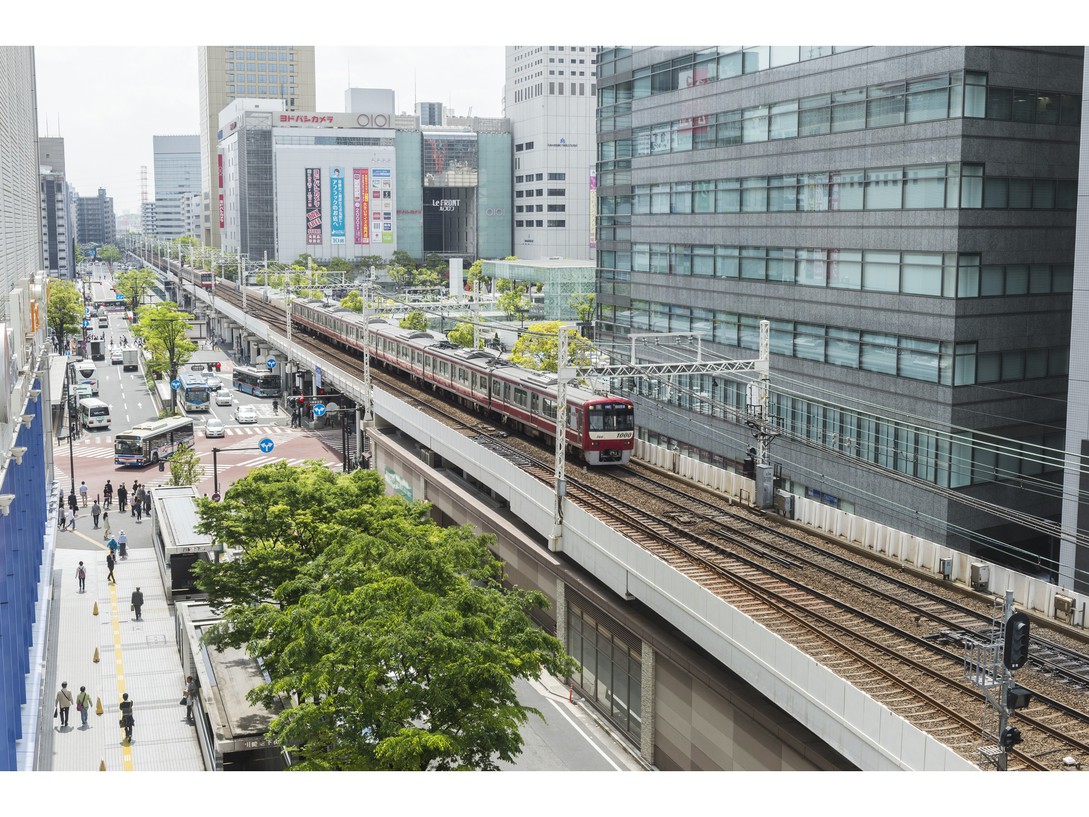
[191,463,572,770]
[115,268,159,309]
[166,442,205,487]
[46,278,83,346]
[97,244,121,271]
[446,322,478,348]
[497,286,530,321]
[398,310,429,331]
[509,321,594,373]
[131,302,197,397]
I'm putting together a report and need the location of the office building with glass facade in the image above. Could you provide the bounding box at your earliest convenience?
[595,46,1083,577]
[153,134,201,239]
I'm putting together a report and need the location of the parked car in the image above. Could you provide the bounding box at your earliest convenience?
[234,404,257,424]
[204,417,225,438]
[215,389,233,407]
[110,349,124,365]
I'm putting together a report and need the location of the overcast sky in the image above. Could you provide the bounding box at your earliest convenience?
[34,45,507,214]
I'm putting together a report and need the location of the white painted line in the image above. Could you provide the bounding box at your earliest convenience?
[544,696,623,771]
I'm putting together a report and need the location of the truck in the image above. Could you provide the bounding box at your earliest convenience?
[90,339,106,361]
[122,348,141,372]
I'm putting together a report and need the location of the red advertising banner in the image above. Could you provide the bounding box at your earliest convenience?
[217,152,223,189]
[219,194,224,229]
[306,168,323,245]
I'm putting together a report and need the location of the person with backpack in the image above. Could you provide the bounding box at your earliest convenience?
[75,561,87,593]
[76,686,93,728]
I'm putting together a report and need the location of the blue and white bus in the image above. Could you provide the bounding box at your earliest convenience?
[182,374,211,412]
[115,416,195,467]
[232,366,281,398]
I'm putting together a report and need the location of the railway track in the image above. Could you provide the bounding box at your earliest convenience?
[155,258,1089,769]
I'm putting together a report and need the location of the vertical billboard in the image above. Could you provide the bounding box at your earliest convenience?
[330,167,345,245]
[218,153,225,229]
[589,169,597,250]
[305,168,323,245]
[373,168,393,243]
[353,168,370,245]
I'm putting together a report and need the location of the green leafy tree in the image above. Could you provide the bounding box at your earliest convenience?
[422,252,447,274]
[415,267,443,289]
[391,250,417,271]
[131,303,197,412]
[46,278,84,348]
[495,278,514,294]
[509,321,594,373]
[398,310,429,331]
[497,286,529,320]
[97,244,122,272]
[115,268,159,309]
[166,442,205,487]
[446,322,478,348]
[326,257,354,272]
[466,259,490,292]
[357,254,385,272]
[568,292,596,324]
[387,264,416,290]
[192,463,573,770]
[339,290,364,313]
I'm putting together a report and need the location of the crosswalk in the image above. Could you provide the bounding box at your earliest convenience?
[68,426,295,457]
[196,454,342,469]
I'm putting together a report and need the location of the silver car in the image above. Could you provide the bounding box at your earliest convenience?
[234,405,258,424]
[204,417,226,438]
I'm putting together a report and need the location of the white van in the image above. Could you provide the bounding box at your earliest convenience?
[78,397,111,430]
[74,359,97,379]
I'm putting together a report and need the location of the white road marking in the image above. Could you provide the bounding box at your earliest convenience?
[544,696,623,771]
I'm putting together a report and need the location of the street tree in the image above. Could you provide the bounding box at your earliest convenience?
[46,278,84,351]
[191,463,574,770]
[339,290,364,313]
[115,268,159,309]
[131,303,197,411]
[509,320,594,373]
[415,267,443,290]
[466,259,491,292]
[391,250,417,271]
[568,292,596,324]
[446,322,478,348]
[325,257,354,272]
[497,286,529,320]
[387,264,415,291]
[399,310,429,331]
[97,244,122,272]
[166,442,205,487]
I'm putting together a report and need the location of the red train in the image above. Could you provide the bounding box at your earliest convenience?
[292,299,635,465]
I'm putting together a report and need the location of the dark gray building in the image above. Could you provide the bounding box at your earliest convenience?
[76,186,116,245]
[595,46,1083,576]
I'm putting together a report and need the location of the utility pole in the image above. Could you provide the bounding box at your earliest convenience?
[550,325,573,552]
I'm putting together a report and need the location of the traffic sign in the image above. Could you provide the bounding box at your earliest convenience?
[115,293,125,301]
[312,403,326,418]
[171,379,181,390]
[266,357,277,369]
[82,320,90,328]
[258,438,275,453]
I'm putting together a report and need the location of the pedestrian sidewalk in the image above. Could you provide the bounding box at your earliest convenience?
[40,496,205,771]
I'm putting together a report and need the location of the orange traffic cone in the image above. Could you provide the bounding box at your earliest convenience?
[93,647,100,663]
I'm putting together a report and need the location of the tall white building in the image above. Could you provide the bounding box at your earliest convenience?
[152,134,201,239]
[504,45,599,261]
[39,137,75,279]
[198,46,316,248]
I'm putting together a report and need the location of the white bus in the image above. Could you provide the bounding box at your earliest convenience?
[78,397,111,430]
[115,415,195,467]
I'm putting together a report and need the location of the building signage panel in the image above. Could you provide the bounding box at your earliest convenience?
[373,168,392,243]
[305,168,323,245]
[354,168,370,245]
[589,169,597,250]
[330,167,345,245]
[219,194,225,230]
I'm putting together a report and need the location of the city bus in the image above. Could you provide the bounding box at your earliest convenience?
[78,397,111,430]
[182,374,211,412]
[232,366,282,398]
[115,415,195,467]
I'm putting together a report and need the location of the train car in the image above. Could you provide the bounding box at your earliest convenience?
[291,299,634,465]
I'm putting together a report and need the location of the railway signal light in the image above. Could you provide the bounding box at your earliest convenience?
[1003,611,1031,670]
[1006,686,1032,710]
[999,726,1022,752]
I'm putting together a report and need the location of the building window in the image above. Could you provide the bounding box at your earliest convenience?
[548,220,566,227]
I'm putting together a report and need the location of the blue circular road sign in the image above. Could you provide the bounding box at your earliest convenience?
[82,320,90,328]
[266,358,277,369]
[115,293,125,301]
[312,403,326,417]
[171,379,181,390]
[258,437,275,453]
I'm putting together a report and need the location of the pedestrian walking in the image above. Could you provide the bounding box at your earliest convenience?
[103,480,113,510]
[102,511,112,540]
[118,693,134,743]
[117,483,127,513]
[68,490,78,514]
[183,675,199,722]
[65,507,76,532]
[76,561,87,593]
[106,552,116,584]
[76,686,92,728]
[55,682,74,728]
[134,500,143,523]
[143,490,151,517]
[91,499,101,529]
[118,530,128,559]
[79,481,89,506]
[130,587,144,621]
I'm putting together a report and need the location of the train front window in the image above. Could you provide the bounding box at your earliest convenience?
[589,403,634,431]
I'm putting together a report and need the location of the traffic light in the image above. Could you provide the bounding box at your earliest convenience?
[742,447,756,479]
[1003,611,1031,670]
[1000,726,1023,752]
[1007,686,1033,710]
[158,460,165,472]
